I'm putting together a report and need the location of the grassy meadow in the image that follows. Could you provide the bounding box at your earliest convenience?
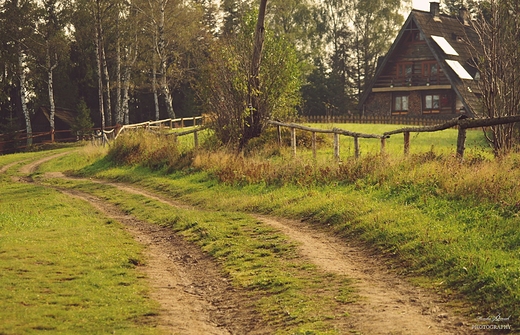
[1,121,519,333]
[65,123,518,329]
[0,152,160,334]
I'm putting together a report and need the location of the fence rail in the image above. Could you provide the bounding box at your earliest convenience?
[268,120,386,160]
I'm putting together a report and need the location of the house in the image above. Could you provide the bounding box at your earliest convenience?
[359,2,482,120]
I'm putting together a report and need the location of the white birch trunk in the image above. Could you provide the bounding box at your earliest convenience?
[18,48,32,147]
[158,0,175,119]
[101,43,112,126]
[153,60,160,120]
[115,18,123,125]
[46,41,58,142]
[95,3,105,133]
[122,69,131,124]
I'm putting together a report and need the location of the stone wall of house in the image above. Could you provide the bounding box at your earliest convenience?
[407,91,422,116]
[363,92,391,116]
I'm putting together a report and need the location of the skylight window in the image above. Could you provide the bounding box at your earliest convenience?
[446,60,473,80]
[431,35,459,56]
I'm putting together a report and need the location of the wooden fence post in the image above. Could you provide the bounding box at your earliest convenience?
[194,130,199,149]
[354,136,360,159]
[380,137,386,155]
[333,133,340,161]
[277,125,282,146]
[169,119,173,129]
[404,131,410,156]
[291,127,296,156]
[312,131,317,160]
[456,126,466,161]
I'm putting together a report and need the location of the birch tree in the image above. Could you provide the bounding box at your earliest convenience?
[1,0,37,146]
[33,0,70,142]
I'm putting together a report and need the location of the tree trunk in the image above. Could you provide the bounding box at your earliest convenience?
[95,0,105,140]
[18,47,32,147]
[241,0,267,149]
[115,16,123,125]
[153,59,160,121]
[122,67,131,124]
[101,43,112,126]
[158,0,175,119]
[46,41,57,142]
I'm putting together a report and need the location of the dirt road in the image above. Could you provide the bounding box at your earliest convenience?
[8,152,485,334]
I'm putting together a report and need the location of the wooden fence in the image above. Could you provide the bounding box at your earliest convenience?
[270,115,520,161]
[304,114,450,126]
[107,116,206,149]
[0,116,204,154]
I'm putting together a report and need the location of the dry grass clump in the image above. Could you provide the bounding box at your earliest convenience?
[107,130,180,170]
[108,128,520,208]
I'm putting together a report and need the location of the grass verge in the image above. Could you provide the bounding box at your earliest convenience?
[0,151,159,335]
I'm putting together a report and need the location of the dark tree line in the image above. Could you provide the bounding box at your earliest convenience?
[0,0,409,148]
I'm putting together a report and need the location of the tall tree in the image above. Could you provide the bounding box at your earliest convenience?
[0,0,37,146]
[241,0,267,148]
[196,7,302,148]
[32,0,70,141]
[471,0,520,155]
[318,0,354,114]
[351,0,404,102]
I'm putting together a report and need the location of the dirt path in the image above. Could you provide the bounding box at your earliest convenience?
[56,188,269,335]
[9,152,484,334]
[56,176,479,334]
[6,154,270,335]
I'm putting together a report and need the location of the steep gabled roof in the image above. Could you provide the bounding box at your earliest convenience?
[359,7,483,115]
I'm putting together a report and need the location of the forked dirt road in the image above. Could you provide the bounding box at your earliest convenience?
[7,152,489,334]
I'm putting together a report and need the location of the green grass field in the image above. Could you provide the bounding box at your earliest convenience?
[1,123,518,333]
[0,152,159,334]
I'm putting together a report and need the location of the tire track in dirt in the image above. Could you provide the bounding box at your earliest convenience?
[56,176,482,334]
[12,152,487,335]
[9,154,271,335]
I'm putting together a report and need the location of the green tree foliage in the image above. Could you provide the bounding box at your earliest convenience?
[72,99,94,138]
[351,0,404,102]
[195,10,302,148]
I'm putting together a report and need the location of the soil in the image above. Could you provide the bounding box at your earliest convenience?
[6,152,490,335]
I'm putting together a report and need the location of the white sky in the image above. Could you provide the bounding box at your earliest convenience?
[413,0,439,11]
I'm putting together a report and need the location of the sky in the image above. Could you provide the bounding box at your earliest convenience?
[412,0,439,11]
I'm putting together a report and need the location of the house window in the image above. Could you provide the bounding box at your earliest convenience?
[397,63,413,79]
[423,93,451,113]
[406,30,425,43]
[422,61,440,84]
[393,94,409,115]
[425,94,440,110]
